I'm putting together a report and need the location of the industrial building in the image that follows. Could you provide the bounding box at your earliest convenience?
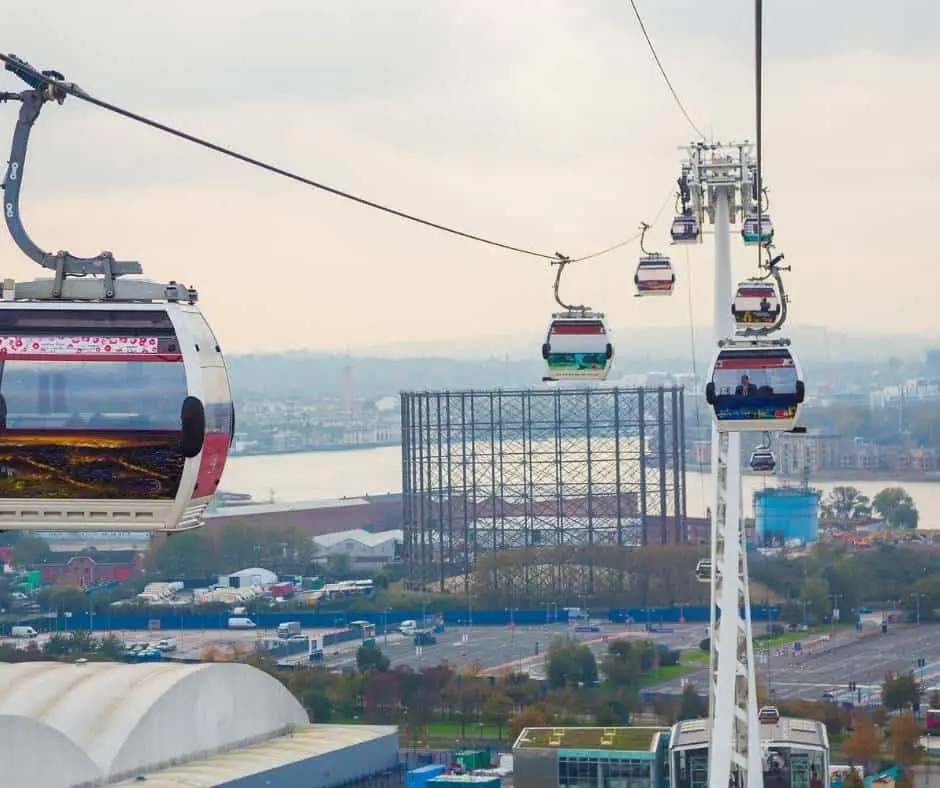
[401,387,687,597]
[513,726,670,788]
[0,661,400,788]
[669,717,829,788]
[314,528,403,568]
[221,566,279,588]
[753,486,820,547]
[204,495,402,537]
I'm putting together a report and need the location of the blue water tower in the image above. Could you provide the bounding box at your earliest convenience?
[754,486,820,546]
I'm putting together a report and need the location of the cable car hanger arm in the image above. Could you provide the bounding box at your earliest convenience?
[551,253,590,312]
[2,55,141,297]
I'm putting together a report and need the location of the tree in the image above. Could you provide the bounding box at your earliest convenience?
[147,531,217,578]
[872,487,919,529]
[882,673,921,712]
[482,692,513,741]
[843,714,880,771]
[326,553,351,579]
[821,487,871,521]
[799,575,830,624]
[843,768,865,788]
[889,712,924,774]
[12,535,52,567]
[508,706,547,742]
[50,585,89,615]
[678,684,706,720]
[547,639,597,689]
[356,642,390,673]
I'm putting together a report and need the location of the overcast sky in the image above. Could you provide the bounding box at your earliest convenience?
[2,1,937,354]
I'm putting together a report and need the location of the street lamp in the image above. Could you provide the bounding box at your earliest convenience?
[827,593,844,624]
[801,600,812,626]
[910,593,925,626]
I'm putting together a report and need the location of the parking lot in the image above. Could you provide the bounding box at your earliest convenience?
[648,621,940,702]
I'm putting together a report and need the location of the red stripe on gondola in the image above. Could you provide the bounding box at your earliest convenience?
[716,357,791,369]
[550,323,606,335]
[737,288,775,297]
[0,352,183,362]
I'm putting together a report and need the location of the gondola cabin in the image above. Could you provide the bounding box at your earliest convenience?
[695,559,712,583]
[741,212,774,245]
[541,313,613,381]
[732,281,781,331]
[670,213,700,244]
[0,302,233,532]
[634,256,676,297]
[705,342,805,432]
[749,447,776,474]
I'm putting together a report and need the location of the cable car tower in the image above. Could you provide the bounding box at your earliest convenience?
[675,141,764,788]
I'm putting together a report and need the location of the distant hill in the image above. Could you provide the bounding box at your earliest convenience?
[353,325,940,364]
[228,326,937,401]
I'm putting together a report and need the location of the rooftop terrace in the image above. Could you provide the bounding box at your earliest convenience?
[515,726,666,752]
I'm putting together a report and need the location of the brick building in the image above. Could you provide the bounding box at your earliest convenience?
[39,548,143,587]
[202,494,402,537]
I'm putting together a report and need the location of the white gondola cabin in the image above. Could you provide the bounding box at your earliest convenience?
[741,212,774,245]
[635,255,676,297]
[695,559,712,583]
[732,281,781,330]
[541,313,613,381]
[0,301,233,532]
[705,340,805,432]
[670,213,700,244]
[749,447,776,474]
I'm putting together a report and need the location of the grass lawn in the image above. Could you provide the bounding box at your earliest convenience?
[640,655,706,688]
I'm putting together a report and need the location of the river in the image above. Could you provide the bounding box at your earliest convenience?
[220,446,940,524]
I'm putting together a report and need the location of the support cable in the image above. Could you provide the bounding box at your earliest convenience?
[627,0,707,141]
[1,53,659,267]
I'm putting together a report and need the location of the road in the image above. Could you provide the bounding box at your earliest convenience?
[314,621,709,674]
[647,621,940,702]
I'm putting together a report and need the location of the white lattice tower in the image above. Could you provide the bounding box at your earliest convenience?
[681,142,764,788]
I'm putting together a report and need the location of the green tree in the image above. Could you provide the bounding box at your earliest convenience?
[12,535,52,567]
[678,684,706,720]
[820,487,871,521]
[356,642,390,673]
[96,634,125,660]
[872,487,919,529]
[799,575,830,624]
[50,586,90,615]
[482,692,513,741]
[326,553,351,579]
[147,531,218,578]
[881,673,921,712]
[547,638,597,689]
[602,640,643,689]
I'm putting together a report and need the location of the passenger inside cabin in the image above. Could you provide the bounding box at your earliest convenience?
[735,375,758,396]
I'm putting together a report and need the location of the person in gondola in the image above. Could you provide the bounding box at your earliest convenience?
[735,374,758,396]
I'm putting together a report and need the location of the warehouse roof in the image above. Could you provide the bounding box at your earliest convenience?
[111,724,399,787]
[0,661,308,786]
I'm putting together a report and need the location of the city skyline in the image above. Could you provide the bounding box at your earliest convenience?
[2,1,938,353]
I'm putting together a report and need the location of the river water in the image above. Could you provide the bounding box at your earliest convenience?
[220,446,940,524]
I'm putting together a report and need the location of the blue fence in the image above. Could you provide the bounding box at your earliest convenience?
[4,605,780,634]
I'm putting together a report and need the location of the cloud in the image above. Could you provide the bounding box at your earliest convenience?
[1,0,938,355]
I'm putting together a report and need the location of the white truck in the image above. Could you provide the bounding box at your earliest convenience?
[10,625,38,639]
[227,617,257,630]
[277,621,301,639]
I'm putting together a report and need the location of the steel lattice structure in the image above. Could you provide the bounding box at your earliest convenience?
[401,386,687,597]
